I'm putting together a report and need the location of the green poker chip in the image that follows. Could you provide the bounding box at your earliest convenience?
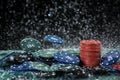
[30,62,49,71]
[32,49,58,58]
[0,50,25,60]
[20,38,41,52]
[30,62,59,71]
[50,64,60,71]
[62,48,79,55]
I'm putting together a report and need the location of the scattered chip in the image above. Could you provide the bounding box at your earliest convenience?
[20,38,41,52]
[30,62,60,71]
[101,50,120,66]
[111,62,120,72]
[44,35,64,44]
[10,61,35,71]
[0,52,19,66]
[102,65,119,72]
[11,61,61,72]
[7,53,34,64]
[32,49,58,58]
[54,51,80,64]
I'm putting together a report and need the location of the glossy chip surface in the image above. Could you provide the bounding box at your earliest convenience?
[54,51,80,64]
[101,50,120,66]
[44,35,64,44]
[20,38,41,52]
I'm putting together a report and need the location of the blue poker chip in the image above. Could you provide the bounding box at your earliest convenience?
[102,65,119,72]
[10,61,36,71]
[11,62,58,72]
[54,51,80,64]
[44,35,64,44]
[101,50,120,66]
[0,52,19,66]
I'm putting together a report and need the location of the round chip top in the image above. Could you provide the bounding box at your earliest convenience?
[80,40,101,45]
[20,38,41,52]
[101,50,120,66]
[54,51,80,64]
[44,35,64,44]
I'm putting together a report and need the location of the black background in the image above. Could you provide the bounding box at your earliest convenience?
[0,0,120,49]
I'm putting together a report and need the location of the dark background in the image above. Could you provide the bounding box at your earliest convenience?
[0,0,120,49]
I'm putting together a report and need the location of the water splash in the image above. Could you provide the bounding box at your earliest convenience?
[0,0,120,49]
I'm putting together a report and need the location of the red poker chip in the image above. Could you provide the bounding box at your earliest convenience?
[80,40,101,44]
[80,44,101,48]
[80,55,100,67]
[80,54,101,59]
[80,39,101,46]
[111,62,120,70]
[80,48,101,51]
[80,40,101,67]
[80,47,101,51]
[80,56,100,62]
[81,60,100,67]
[80,51,101,56]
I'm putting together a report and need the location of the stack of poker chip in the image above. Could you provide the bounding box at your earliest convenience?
[80,40,101,67]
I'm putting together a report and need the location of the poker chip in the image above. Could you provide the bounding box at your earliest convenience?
[80,40,101,67]
[7,53,35,64]
[32,49,58,58]
[35,71,57,78]
[101,50,120,66]
[10,61,35,71]
[20,38,41,52]
[54,51,80,64]
[11,61,61,72]
[30,62,60,71]
[0,52,20,66]
[63,49,79,55]
[30,62,50,71]
[102,65,119,72]
[44,35,64,44]
[111,62,120,71]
